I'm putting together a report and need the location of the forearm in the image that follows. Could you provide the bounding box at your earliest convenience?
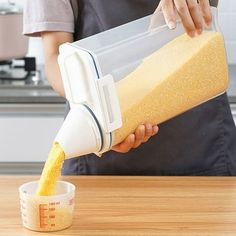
[44,52,65,97]
[41,32,73,97]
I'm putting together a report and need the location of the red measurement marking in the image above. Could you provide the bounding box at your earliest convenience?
[39,206,47,211]
[39,204,48,229]
[51,224,55,227]
[49,215,55,219]
[41,224,48,228]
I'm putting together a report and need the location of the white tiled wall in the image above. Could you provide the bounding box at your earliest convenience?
[218,0,236,64]
[1,0,236,65]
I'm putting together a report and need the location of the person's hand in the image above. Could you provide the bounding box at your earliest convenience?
[94,123,159,156]
[112,124,159,153]
[155,0,212,37]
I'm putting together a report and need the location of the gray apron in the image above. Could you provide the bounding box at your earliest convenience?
[62,0,236,176]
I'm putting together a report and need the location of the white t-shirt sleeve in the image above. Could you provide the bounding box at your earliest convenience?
[23,0,78,37]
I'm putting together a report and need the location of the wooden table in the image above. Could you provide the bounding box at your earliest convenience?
[1,176,236,236]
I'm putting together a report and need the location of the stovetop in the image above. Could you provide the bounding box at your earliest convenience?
[0,67,50,88]
[0,57,37,79]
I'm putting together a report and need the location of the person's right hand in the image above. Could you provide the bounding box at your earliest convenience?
[95,123,159,157]
[111,123,159,153]
[155,0,212,37]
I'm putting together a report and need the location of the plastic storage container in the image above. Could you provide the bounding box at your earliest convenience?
[56,7,228,158]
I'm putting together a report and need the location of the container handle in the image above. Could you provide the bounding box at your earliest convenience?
[97,74,122,132]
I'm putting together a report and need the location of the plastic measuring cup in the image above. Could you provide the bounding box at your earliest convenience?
[19,181,75,232]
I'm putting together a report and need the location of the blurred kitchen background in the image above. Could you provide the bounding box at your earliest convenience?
[0,0,235,174]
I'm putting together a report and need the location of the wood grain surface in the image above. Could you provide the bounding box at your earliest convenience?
[1,176,236,236]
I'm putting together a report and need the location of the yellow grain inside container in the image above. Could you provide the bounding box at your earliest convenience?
[36,142,65,196]
[113,31,228,145]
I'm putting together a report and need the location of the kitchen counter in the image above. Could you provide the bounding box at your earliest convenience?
[1,176,236,236]
[0,86,66,104]
[0,65,235,104]
[0,65,66,104]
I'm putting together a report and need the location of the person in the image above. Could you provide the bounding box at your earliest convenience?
[24,0,236,176]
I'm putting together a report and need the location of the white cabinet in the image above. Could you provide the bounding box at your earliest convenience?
[231,104,236,125]
[0,104,65,162]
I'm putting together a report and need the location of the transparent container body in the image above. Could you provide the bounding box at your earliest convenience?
[72,7,219,82]
[19,181,75,232]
